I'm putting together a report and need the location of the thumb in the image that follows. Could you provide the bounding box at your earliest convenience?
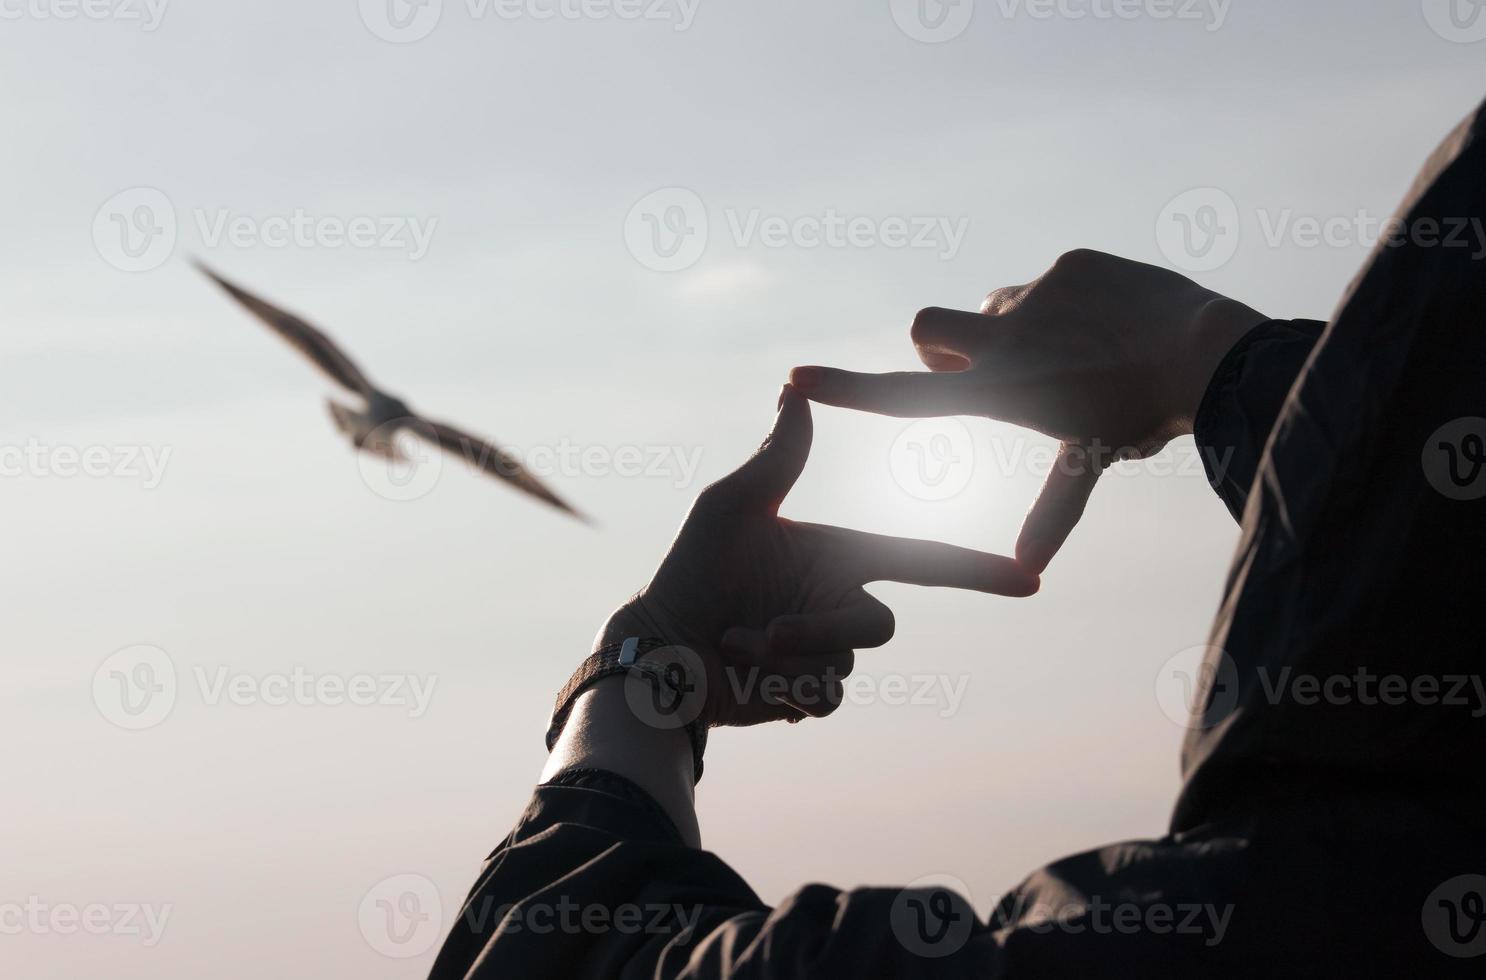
[718,385,813,513]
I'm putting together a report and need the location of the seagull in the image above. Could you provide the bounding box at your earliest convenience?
[195,260,588,522]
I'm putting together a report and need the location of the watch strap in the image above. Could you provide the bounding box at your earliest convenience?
[546,637,708,782]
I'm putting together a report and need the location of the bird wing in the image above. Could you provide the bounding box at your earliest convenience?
[419,418,589,523]
[195,260,374,396]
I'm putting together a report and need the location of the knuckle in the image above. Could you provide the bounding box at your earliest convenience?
[980,285,1023,317]
[818,674,849,716]
[691,480,734,515]
[1052,247,1100,272]
[1056,444,1100,478]
[876,607,896,645]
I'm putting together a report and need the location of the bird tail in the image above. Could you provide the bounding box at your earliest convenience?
[327,400,405,461]
[326,400,358,436]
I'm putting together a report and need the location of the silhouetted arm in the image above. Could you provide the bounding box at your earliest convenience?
[429,389,1039,977]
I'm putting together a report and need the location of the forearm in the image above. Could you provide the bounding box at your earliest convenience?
[541,676,701,847]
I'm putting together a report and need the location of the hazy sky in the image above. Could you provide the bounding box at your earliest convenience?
[4,1,1484,976]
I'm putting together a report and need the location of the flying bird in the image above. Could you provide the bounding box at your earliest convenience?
[195,261,588,522]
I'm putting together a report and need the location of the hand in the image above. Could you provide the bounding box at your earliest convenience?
[598,385,1039,728]
[787,249,1267,573]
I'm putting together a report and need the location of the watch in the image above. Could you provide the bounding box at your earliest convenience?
[545,636,709,782]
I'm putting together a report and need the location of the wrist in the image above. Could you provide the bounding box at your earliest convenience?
[551,634,709,780]
[595,602,739,732]
[541,676,701,846]
[1172,295,1268,433]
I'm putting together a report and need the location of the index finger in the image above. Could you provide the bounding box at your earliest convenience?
[788,365,980,419]
[804,524,1040,596]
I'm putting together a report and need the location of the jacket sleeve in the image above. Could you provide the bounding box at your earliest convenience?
[1191,318,1327,522]
[427,768,1011,979]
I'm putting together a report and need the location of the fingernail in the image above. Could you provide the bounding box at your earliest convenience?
[777,384,793,411]
[789,366,823,392]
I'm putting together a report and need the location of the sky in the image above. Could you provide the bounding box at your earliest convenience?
[3,0,1484,975]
